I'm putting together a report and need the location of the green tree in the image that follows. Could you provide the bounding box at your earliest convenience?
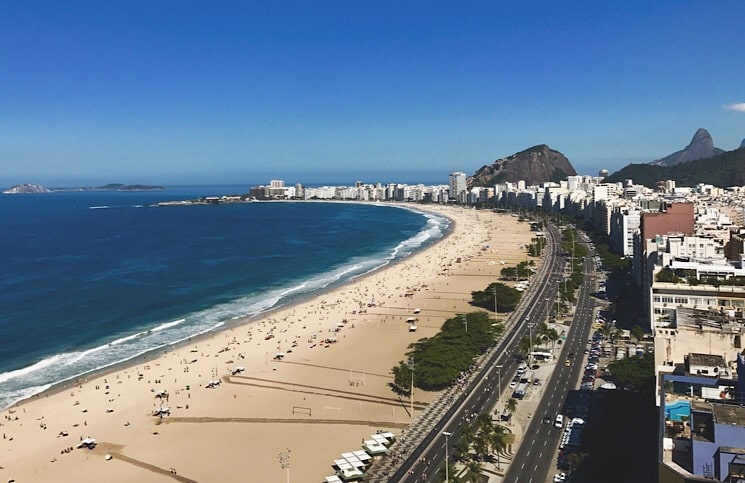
[472,434,489,461]
[519,335,532,358]
[476,412,493,434]
[505,398,518,414]
[438,462,459,483]
[546,327,559,351]
[631,324,645,344]
[607,353,655,396]
[489,430,507,469]
[454,437,471,462]
[390,311,502,392]
[464,459,483,483]
[471,282,521,312]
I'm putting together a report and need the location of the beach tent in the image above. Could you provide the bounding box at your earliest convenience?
[363,440,388,455]
[371,434,389,446]
[337,467,364,481]
[352,450,372,463]
[333,460,355,472]
[339,454,365,469]
[413,308,421,314]
[379,431,395,440]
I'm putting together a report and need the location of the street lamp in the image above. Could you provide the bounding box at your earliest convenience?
[408,357,415,418]
[443,431,452,482]
[277,448,291,483]
[461,313,468,333]
[495,365,503,407]
[527,322,535,364]
[492,285,498,314]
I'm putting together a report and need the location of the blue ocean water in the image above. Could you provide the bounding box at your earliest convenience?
[0,186,449,408]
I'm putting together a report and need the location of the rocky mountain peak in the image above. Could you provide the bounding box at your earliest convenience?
[650,128,724,167]
[470,144,577,187]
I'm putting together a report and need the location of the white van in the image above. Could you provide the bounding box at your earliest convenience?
[554,414,564,429]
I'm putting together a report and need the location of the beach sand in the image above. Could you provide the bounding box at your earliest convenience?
[0,205,535,482]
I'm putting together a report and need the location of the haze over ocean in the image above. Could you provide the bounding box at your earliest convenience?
[0,187,448,408]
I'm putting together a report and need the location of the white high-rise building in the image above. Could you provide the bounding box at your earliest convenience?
[449,172,467,201]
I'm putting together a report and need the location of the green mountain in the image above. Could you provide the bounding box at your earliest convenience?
[470,144,577,187]
[604,147,745,188]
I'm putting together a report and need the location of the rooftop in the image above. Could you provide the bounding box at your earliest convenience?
[674,307,743,334]
[688,353,727,368]
[712,403,745,427]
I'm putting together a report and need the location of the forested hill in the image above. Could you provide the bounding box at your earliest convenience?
[604,147,745,188]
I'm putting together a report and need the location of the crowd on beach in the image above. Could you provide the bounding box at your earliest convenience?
[0,205,535,482]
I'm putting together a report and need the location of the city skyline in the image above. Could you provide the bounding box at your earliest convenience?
[2,1,745,187]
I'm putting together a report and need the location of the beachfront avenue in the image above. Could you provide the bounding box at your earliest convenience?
[379,221,567,482]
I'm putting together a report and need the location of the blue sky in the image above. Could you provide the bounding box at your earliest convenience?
[2,1,745,186]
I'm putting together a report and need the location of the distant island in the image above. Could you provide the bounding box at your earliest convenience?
[3,183,166,194]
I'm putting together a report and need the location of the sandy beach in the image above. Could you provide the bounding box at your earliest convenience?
[0,205,536,482]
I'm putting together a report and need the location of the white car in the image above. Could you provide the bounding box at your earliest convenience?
[553,473,566,482]
[554,414,564,428]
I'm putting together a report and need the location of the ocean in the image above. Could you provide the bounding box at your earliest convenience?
[0,186,449,409]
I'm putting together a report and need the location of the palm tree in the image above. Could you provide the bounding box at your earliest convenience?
[547,327,559,351]
[460,426,474,447]
[454,437,471,462]
[489,427,507,469]
[472,433,489,462]
[519,335,532,358]
[631,324,645,344]
[476,412,493,434]
[505,397,518,414]
[464,459,483,483]
[599,323,613,340]
[438,462,459,483]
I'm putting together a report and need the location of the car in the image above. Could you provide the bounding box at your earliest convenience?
[542,415,552,424]
[554,414,564,428]
[568,352,575,359]
[565,359,571,366]
[509,381,517,389]
[533,378,540,386]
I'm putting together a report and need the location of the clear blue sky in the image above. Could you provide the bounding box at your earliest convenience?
[2,1,745,186]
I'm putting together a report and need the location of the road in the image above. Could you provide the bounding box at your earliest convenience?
[383,222,568,482]
[503,250,597,483]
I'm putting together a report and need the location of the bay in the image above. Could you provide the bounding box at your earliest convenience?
[0,186,448,408]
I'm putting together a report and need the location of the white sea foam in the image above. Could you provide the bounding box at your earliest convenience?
[0,207,447,409]
[151,318,186,332]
